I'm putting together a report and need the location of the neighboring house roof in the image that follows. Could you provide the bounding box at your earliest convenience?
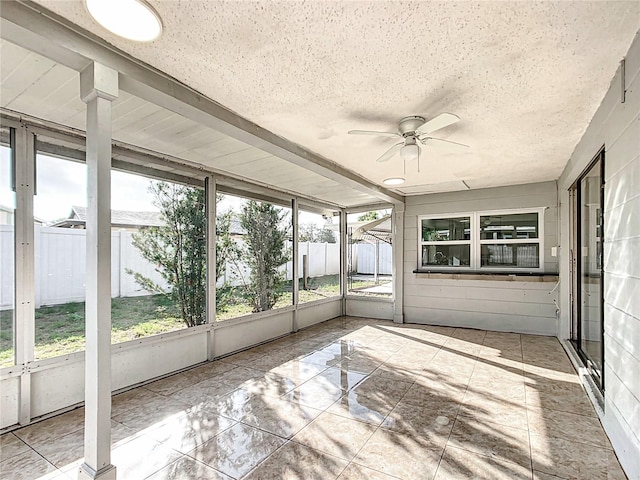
[49,206,164,229]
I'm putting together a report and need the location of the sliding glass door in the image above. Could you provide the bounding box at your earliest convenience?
[572,150,604,391]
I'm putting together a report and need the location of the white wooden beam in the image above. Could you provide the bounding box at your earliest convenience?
[79,62,118,480]
[13,124,35,425]
[340,209,347,316]
[292,198,299,332]
[392,204,405,324]
[206,176,217,360]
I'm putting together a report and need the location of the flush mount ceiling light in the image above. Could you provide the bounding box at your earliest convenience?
[399,142,420,162]
[383,177,405,186]
[85,0,163,42]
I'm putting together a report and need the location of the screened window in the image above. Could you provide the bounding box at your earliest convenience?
[420,216,471,268]
[480,212,540,268]
[418,210,543,271]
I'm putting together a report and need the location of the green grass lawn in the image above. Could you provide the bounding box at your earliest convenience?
[0,275,346,367]
[0,295,184,367]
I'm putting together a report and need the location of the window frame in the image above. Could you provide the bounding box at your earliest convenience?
[417,208,545,272]
[418,212,475,271]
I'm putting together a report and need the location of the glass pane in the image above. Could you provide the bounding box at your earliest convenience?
[298,210,340,303]
[481,244,539,268]
[421,244,470,267]
[347,210,392,297]
[579,157,603,380]
[111,175,199,343]
[34,153,87,360]
[217,195,292,320]
[480,213,538,240]
[0,138,15,367]
[421,217,470,241]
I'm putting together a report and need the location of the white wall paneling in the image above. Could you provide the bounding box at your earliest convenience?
[558,31,640,480]
[346,297,394,320]
[403,181,559,335]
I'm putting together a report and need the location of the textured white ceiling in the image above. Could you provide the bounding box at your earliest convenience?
[35,1,640,194]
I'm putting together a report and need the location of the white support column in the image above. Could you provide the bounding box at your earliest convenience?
[206,176,217,360]
[291,198,299,332]
[14,124,36,425]
[79,62,118,480]
[340,209,347,317]
[392,204,405,324]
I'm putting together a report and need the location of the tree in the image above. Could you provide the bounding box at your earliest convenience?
[238,201,289,312]
[358,211,379,222]
[128,182,228,328]
[299,224,336,243]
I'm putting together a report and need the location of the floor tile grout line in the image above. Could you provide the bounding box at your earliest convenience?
[432,328,483,480]
[520,332,536,480]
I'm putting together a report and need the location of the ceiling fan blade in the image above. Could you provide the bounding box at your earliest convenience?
[415,113,460,135]
[348,130,400,138]
[376,142,404,162]
[420,137,469,152]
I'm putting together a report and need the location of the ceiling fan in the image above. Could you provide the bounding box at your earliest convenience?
[348,113,468,162]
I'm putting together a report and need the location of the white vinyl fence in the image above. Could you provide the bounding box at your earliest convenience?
[0,225,345,309]
[353,242,393,275]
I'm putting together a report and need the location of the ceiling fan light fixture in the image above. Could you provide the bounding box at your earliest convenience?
[85,0,163,42]
[383,177,405,186]
[400,143,420,162]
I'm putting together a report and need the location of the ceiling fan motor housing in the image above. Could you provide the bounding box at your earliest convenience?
[399,116,426,136]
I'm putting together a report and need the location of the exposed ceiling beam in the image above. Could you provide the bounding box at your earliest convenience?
[1,1,404,206]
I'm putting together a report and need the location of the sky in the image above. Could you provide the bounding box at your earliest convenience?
[0,146,332,226]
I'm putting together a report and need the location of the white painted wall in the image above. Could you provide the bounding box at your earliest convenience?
[558,30,640,480]
[403,182,559,335]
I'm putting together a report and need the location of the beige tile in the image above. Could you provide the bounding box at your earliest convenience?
[354,428,445,479]
[350,374,412,404]
[145,455,232,480]
[189,423,285,479]
[314,366,368,392]
[0,433,30,462]
[335,353,385,375]
[13,408,84,446]
[448,417,532,468]
[108,433,182,480]
[337,463,399,480]
[112,395,190,431]
[243,350,295,371]
[435,445,533,479]
[37,421,137,469]
[292,412,376,461]
[281,378,344,409]
[242,371,302,398]
[530,432,627,480]
[112,387,170,417]
[0,449,58,480]
[240,397,322,438]
[245,441,349,480]
[270,360,328,382]
[460,395,529,430]
[145,361,238,396]
[525,383,596,417]
[326,392,395,426]
[143,409,236,453]
[532,471,568,480]
[527,406,611,448]
[381,400,458,441]
[401,381,467,406]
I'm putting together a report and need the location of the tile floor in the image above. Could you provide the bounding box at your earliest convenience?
[0,317,628,480]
